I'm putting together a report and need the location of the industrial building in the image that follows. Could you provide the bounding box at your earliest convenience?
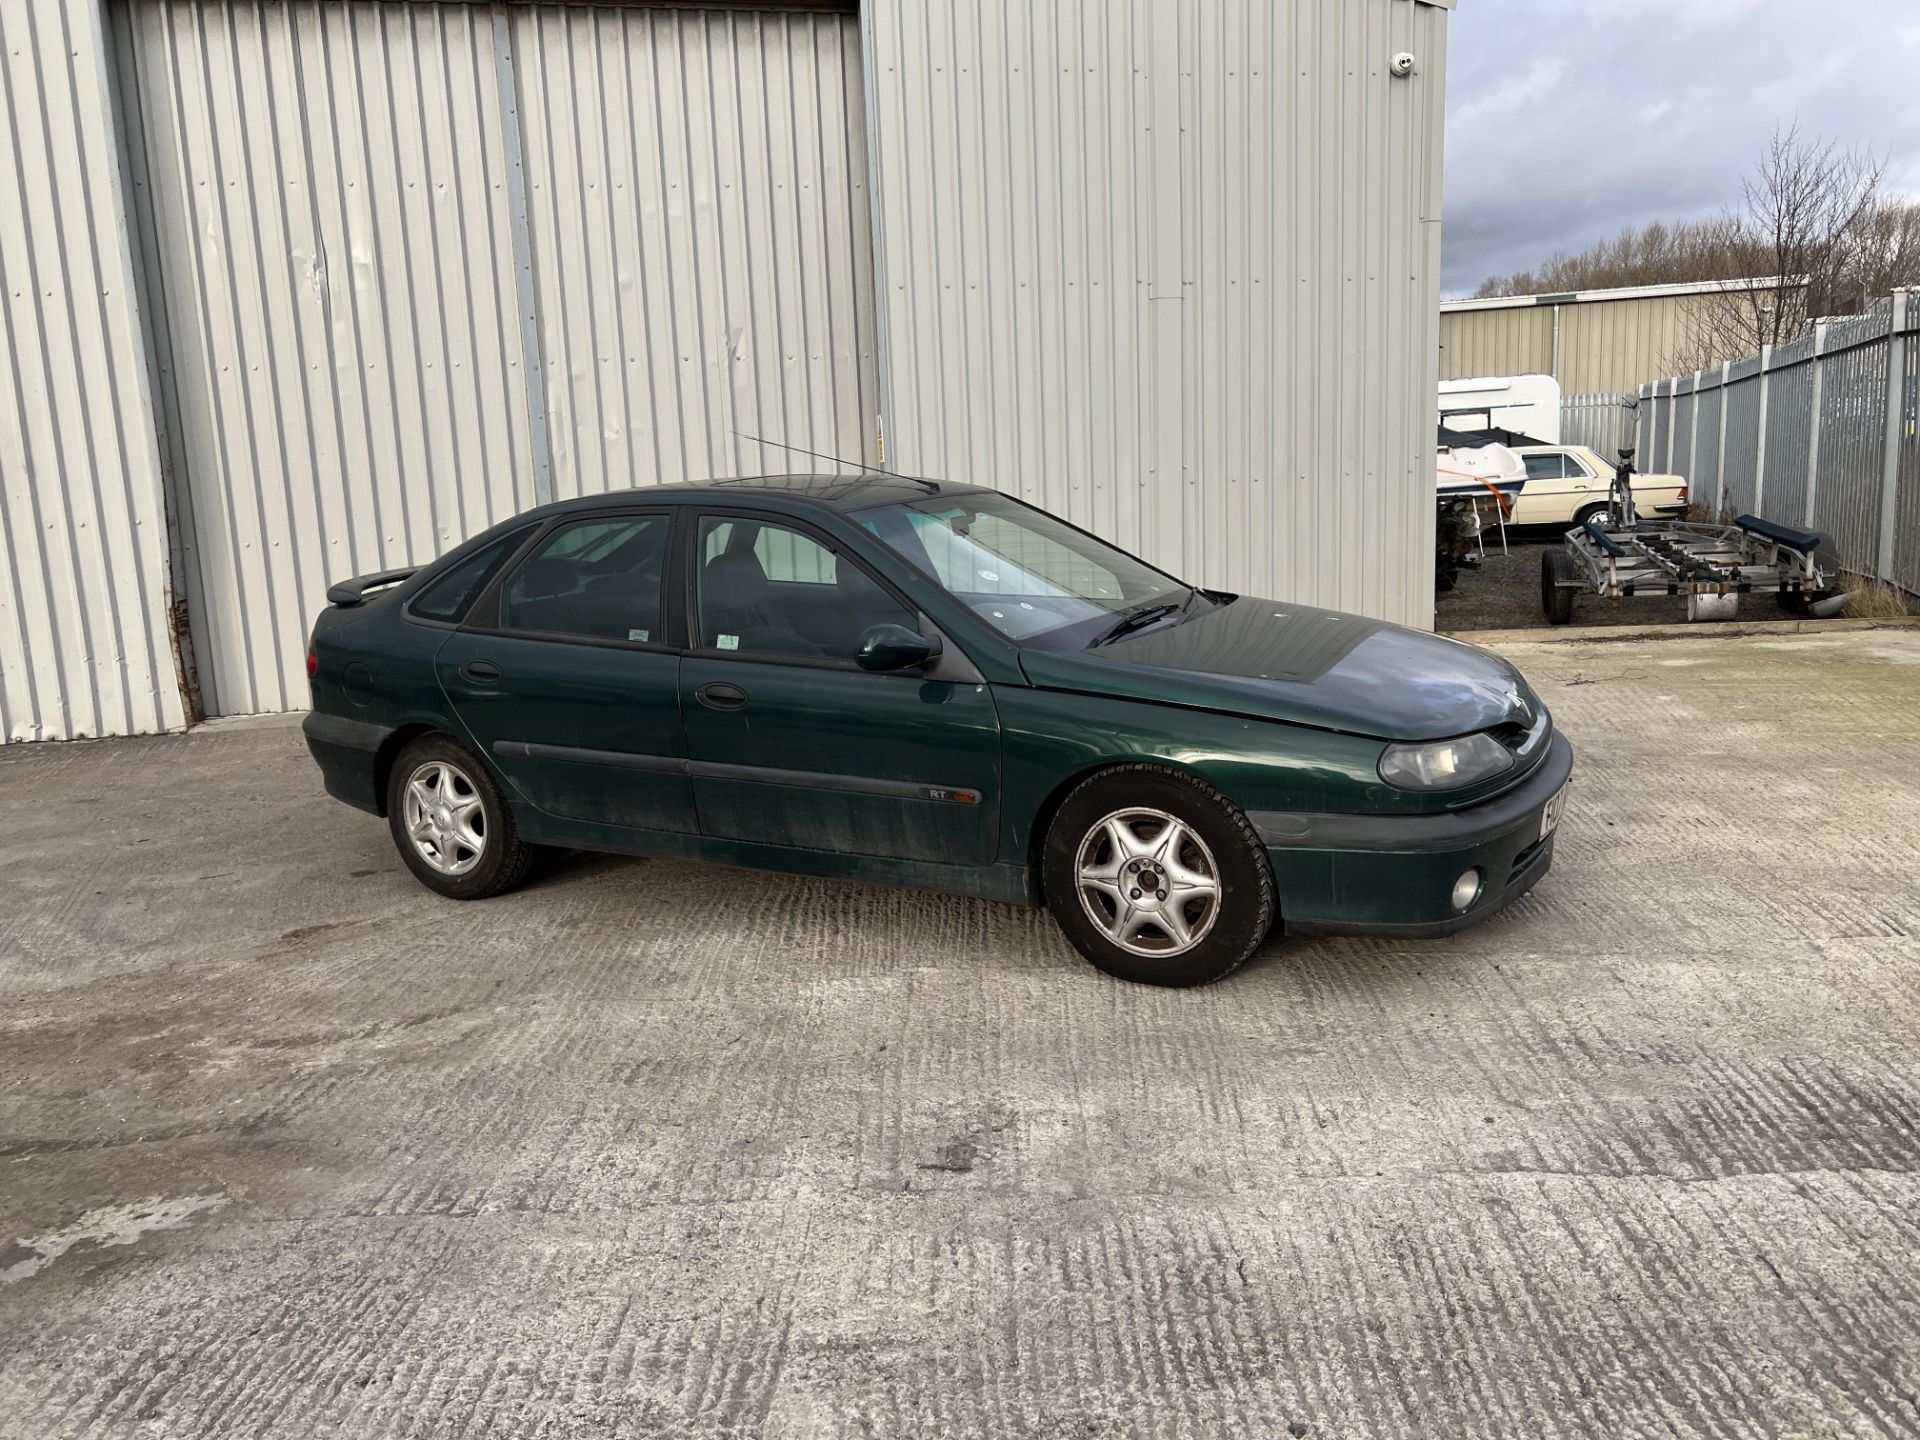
[1439,277,1806,397]
[2,0,1453,742]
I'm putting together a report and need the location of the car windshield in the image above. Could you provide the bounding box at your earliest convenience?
[853,492,1189,645]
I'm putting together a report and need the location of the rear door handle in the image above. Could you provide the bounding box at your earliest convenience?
[460,660,502,684]
[695,681,748,711]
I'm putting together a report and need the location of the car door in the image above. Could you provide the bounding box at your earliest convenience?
[679,511,1001,867]
[436,508,698,834]
[1510,451,1579,524]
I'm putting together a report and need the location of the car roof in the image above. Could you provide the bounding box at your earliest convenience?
[533,472,990,519]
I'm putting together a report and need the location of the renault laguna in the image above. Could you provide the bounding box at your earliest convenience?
[305,475,1571,987]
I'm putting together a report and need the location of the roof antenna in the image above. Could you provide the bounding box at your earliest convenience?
[731,431,940,493]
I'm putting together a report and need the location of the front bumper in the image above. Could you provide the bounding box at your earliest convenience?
[1250,734,1574,938]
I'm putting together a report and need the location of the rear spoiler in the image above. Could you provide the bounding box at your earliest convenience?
[326,567,417,607]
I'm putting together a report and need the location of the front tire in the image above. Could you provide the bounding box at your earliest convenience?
[1041,765,1276,987]
[387,734,536,900]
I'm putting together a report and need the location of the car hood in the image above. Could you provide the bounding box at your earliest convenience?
[1018,596,1537,742]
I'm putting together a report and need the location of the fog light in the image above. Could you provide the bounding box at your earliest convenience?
[1451,868,1484,913]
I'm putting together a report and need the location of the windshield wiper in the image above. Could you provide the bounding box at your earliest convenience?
[1090,599,1184,648]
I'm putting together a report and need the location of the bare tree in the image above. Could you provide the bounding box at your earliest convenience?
[1845,196,1920,307]
[1474,126,1920,374]
[1666,126,1891,371]
[1473,215,1742,299]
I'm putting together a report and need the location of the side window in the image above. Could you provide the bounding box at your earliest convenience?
[1522,453,1567,481]
[410,527,532,623]
[1561,452,1594,479]
[499,514,668,643]
[696,516,914,660]
[701,519,837,584]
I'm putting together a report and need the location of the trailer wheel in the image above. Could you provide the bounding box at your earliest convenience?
[1541,548,1577,625]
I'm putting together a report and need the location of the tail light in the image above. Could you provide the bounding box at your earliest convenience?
[306,640,318,680]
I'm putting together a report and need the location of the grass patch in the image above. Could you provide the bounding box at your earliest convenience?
[1838,570,1917,619]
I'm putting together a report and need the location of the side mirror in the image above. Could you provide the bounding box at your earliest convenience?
[856,622,941,672]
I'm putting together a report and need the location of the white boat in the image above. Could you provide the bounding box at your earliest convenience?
[1436,436,1527,507]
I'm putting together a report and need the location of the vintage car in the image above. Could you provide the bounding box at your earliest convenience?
[1507,445,1688,528]
[306,476,1572,987]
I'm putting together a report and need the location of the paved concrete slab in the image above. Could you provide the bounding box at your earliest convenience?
[3,628,1919,1438]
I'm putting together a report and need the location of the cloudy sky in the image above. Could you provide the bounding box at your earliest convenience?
[1442,0,1920,297]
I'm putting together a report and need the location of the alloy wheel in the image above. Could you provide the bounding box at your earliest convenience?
[1074,807,1222,957]
[401,759,486,876]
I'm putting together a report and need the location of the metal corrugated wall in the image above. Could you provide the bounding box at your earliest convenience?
[5,0,1456,738]
[1896,315,1920,592]
[1692,383,1722,507]
[1441,291,1715,396]
[117,1,538,717]
[1559,392,1634,457]
[1555,292,1696,394]
[1811,305,1894,571]
[1669,375,1696,487]
[1439,306,1552,384]
[1759,330,1816,527]
[860,0,1448,629]
[1644,381,1670,475]
[0,0,188,742]
[115,0,874,717]
[1718,359,1764,519]
[509,4,876,498]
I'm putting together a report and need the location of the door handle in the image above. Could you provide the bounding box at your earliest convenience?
[460,660,502,684]
[695,681,748,711]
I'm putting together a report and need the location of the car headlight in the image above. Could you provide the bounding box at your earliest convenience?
[1378,732,1515,790]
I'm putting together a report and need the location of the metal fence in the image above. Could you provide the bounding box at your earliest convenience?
[1561,391,1637,456]
[1635,292,1920,590]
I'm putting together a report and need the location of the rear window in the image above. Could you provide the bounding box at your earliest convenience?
[409,527,533,623]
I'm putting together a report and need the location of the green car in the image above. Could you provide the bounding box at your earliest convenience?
[305,476,1572,987]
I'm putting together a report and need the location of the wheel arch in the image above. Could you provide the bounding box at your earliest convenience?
[1023,756,1234,904]
[373,722,447,816]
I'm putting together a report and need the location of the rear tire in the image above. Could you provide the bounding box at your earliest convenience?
[1041,765,1276,987]
[1541,548,1577,625]
[386,734,537,900]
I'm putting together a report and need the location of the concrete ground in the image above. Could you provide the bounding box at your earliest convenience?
[4,627,1920,1438]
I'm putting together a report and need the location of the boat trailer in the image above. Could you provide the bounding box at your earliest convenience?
[1541,451,1843,625]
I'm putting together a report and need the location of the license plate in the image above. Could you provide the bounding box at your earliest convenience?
[1538,783,1568,842]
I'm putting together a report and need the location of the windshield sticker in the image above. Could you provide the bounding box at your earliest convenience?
[717,634,739,650]
[628,628,650,643]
